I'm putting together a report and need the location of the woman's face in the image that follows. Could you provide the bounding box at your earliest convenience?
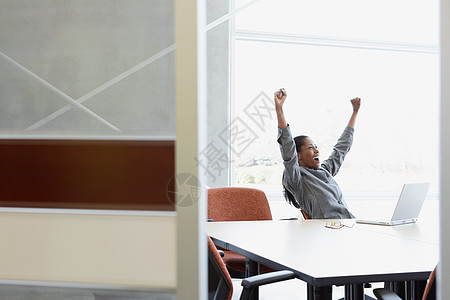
[297,137,320,169]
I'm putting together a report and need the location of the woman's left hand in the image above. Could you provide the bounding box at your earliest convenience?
[350,97,361,113]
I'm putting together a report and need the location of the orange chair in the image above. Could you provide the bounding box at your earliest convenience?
[208,187,272,222]
[207,187,273,277]
[208,236,295,300]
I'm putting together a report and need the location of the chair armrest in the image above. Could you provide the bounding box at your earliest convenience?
[239,270,296,300]
[241,270,295,288]
[373,288,403,300]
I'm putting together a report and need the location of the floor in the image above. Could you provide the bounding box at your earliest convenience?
[0,284,176,300]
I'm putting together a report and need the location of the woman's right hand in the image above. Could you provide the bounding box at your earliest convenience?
[274,88,288,128]
[274,88,287,108]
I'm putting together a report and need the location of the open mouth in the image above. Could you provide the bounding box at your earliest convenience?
[313,156,320,161]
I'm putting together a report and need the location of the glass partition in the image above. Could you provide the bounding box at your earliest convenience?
[0,0,174,138]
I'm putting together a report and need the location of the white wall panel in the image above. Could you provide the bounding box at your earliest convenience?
[0,212,176,289]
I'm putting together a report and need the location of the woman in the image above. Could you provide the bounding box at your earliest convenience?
[275,88,361,219]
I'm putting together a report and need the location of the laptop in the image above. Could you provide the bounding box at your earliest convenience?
[356,182,431,226]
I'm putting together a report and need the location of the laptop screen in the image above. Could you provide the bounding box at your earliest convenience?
[391,182,430,221]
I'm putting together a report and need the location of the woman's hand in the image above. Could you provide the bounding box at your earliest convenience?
[274,88,287,109]
[350,97,361,113]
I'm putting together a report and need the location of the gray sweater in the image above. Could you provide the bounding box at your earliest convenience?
[277,125,355,219]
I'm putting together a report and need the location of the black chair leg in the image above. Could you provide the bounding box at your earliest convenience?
[412,280,427,300]
[339,284,376,300]
[314,286,332,300]
[244,259,259,300]
[307,284,314,300]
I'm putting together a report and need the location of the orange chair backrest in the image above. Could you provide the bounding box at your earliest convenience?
[208,187,273,222]
[300,208,311,220]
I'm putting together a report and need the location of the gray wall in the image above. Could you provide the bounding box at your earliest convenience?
[440,0,450,298]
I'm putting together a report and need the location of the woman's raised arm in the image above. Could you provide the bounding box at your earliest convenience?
[274,88,288,128]
[347,97,361,129]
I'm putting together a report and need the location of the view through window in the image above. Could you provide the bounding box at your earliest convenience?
[231,0,439,199]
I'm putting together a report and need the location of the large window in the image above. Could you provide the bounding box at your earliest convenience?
[231,0,439,198]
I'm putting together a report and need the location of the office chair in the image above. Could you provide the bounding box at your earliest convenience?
[207,187,273,277]
[372,266,437,300]
[208,235,296,300]
[208,187,272,222]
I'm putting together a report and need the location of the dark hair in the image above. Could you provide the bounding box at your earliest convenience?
[293,135,309,153]
[283,135,309,208]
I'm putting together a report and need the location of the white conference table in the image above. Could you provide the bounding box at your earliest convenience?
[207,218,439,300]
